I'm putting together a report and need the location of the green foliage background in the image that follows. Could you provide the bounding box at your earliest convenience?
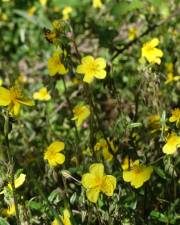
[0,0,179,224]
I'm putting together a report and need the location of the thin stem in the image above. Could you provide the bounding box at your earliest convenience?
[84,84,115,157]
[62,76,82,163]
[150,156,165,165]
[4,114,21,225]
[22,200,31,225]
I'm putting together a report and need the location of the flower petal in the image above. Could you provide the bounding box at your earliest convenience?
[0,87,11,106]
[89,163,104,178]
[82,173,97,189]
[76,65,86,74]
[86,188,100,203]
[131,175,144,188]
[81,56,94,64]
[95,58,106,69]
[13,102,21,116]
[57,64,68,75]
[101,175,116,196]
[48,141,65,152]
[94,70,106,79]
[149,38,159,47]
[141,166,153,182]
[83,73,94,83]
[123,170,135,182]
[54,153,65,165]
[48,58,58,76]
[17,99,34,106]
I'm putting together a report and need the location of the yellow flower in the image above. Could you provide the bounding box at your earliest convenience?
[165,62,173,73]
[94,138,117,161]
[128,27,137,41]
[141,38,163,64]
[92,0,103,8]
[121,157,134,170]
[165,73,180,84]
[0,78,3,86]
[0,86,33,116]
[162,133,180,154]
[82,163,116,203]
[28,6,36,16]
[123,160,153,188]
[8,173,26,190]
[72,104,90,127]
[3,203,16,217]
[44,141,65,167]
[148,114,161,133]
[164,63,180,84]
[39,0,48,6]
[169,108,180,127]
[33,87,51,101]
[0,173,26,195]
[76,56,106,83]
[16,73,27,84]
[62,6,73,20]
[52,209,71,225]
[48,50,68,76]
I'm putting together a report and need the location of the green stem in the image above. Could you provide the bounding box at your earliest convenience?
[4,114,21,225]
[33,179,63,225]
[62,76,82,163]
[84,84,115,157]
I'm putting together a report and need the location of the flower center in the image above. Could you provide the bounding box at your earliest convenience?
[75,107,84,117]
[10,87,21,103]
[95,177,103,188]
[133,166,142,174]
[88,62,99,74]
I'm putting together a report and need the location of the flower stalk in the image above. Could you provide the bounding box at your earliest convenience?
[4,113,21,225]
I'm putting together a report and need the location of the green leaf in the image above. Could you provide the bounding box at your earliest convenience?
[28,201,43,210]
[52,0,82,7]
[0,218,10,225]
[127,122,142,129]
[150,210,168,223]
[148,0,169,17]
[13,10,50,28]
[111,0,145,17]
[154,166,167,179]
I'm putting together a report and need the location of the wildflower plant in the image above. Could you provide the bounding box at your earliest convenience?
[0,0,179,225]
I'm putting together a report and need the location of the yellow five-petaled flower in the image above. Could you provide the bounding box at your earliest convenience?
[162,133,180,154]
[0,86,33,116]
[169,108,180,127]
[48,50,68,76]
[72,104,90,127]
[33,87,51,101]
[44,141,65,167]
[76,56,106,83]
[122,159,153,188]
[62,6,73,20]
[82,163,116,203]
[92,0,103,8]
[94,138,117,161]
[52,209,72,225]
[141,38,163,64]
[0,173,26,195]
